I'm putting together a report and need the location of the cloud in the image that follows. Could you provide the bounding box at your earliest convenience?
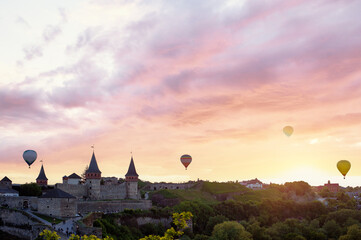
[43,25,62,42]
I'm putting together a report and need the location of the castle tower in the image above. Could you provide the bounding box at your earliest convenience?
[0,176,12,189]
[36,164,48,186]
[125,156,139,199]
[85,151,101,200]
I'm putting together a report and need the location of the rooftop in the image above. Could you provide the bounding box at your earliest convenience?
[86,152,101,174]
[40,188,76,199]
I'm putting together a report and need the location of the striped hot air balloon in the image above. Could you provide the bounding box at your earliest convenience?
[180,154,192,170]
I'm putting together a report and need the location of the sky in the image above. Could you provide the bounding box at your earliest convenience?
[1,0,361,187]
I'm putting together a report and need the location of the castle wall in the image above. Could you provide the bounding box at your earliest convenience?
[38,198,77,218]
[100,183,126,200]
[86,179,101,200]
[0,208,46,240]
[77,200,152,215]
[0,196,38,210]
[56,183,87,199]
[68,178,80,185]
[146,182,195,191]
[126,181,138,199]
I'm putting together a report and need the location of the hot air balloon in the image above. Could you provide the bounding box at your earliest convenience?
[180,154,192,170]
[337,160,351,179]
[23,150,37,168]
[283,126,294,137]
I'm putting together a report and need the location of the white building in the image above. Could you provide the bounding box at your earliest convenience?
[240,178,263,190]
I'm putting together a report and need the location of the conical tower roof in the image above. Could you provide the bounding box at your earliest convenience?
[125,156,138,177]
[1,176,11,182]
[86,151,101,174]
[36,164,48,181]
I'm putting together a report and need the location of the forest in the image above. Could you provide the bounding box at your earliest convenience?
[37,180,361,240]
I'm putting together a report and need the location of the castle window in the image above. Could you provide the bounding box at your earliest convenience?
[47,206,49,208]
[90,181,92,183]
[90,187,92,189]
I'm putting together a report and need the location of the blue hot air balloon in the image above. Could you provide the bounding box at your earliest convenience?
[23,150,37,168]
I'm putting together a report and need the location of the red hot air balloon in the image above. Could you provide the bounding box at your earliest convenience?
[180,154,192,170]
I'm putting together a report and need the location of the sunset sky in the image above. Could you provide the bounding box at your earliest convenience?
[1,0,361,187]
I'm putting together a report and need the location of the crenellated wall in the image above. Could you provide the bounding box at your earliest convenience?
[77,200,152,215]
[100,183,126,200]
[56,183,87,199]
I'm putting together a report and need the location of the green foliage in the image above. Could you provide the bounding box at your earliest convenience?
[284,181,313,196]
[174,201,214,233]
[140,212,193,240]
[245,220,271,240]
[322,219,342,239]
[319,187,333,198]
[39,230,60,240]
[210,221,252,240]
[204,215,229,235]
[150,189,216,204]
[193,234,210,240]
[339,224,361,240]
[38,230,114,240]
[234,188,283,202]
[138,180,148,189]
[19,183,42,196]
[201,181,248,194]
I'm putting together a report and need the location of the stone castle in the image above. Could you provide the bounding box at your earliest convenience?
[54,151,139,200]
[1,151,151,219]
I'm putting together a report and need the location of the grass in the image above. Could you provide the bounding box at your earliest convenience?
[150,189,217,204]
[233,188,283,202]
[33,212,63,224]
[201,181,249,194]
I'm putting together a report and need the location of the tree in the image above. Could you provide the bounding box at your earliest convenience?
[339,224,361,240]
[81,165,89,183]
[322,220,341,239]
[210,221,252,240]
[19,183,42,196]
[39,230,60,240]
[205,215,229,235]
[38,229,114,240]
[140,212,193,240]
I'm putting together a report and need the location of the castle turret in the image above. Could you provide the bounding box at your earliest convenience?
[85,151,101,200]
[125,156,139,199]
[36,164,48,186]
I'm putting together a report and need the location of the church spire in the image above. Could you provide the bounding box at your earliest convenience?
[125,156,138,182]
[36,164,48,186]
[86,151,101,179]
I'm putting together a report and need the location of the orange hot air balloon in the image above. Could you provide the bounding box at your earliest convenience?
[337,160,351,179]
[180,154,192,170]
[283,126,294,137]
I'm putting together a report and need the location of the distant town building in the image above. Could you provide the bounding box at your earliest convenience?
[315,180,340,193]
[240,178,263,190]
[0,176,19,196]
[0,176,12,189]
[36,164,48,186]
[64,173,82,185]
